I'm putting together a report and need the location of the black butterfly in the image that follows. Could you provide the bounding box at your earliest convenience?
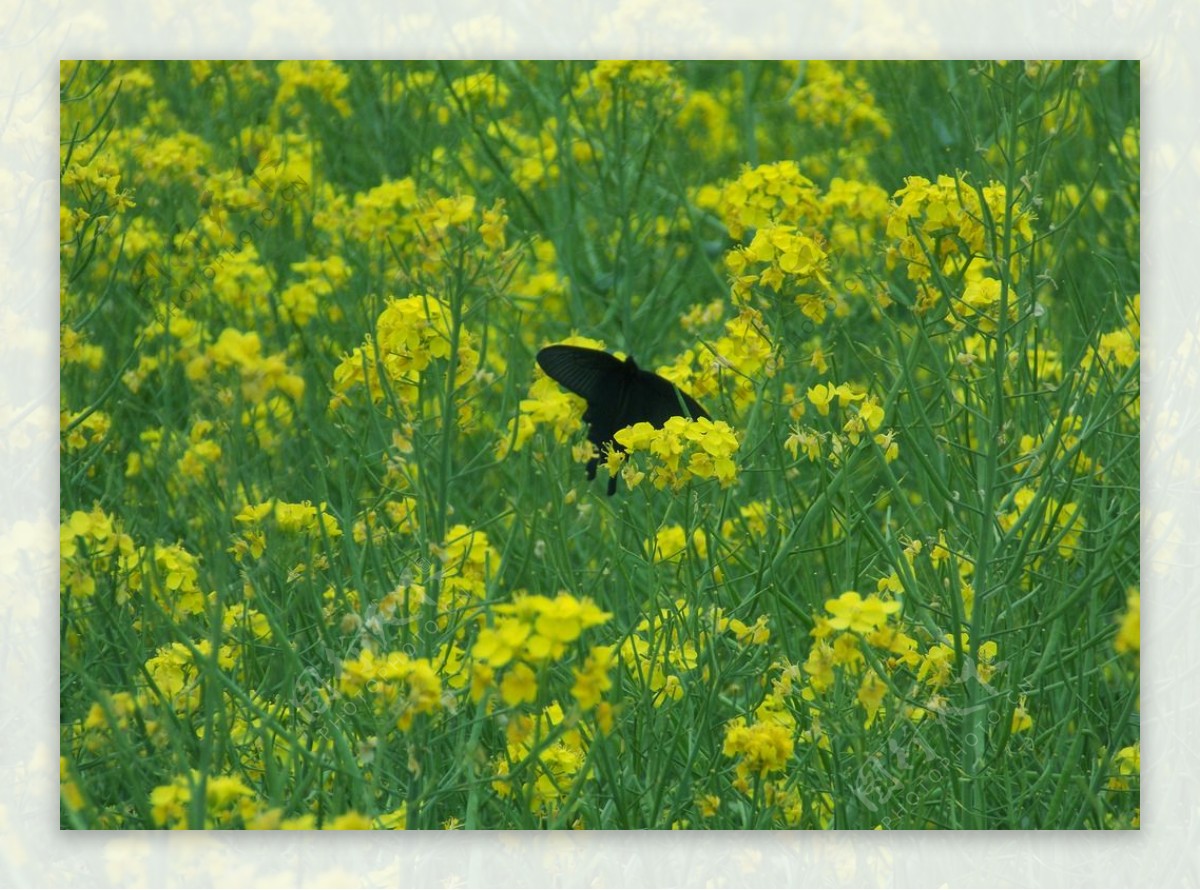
[537,344,710,494]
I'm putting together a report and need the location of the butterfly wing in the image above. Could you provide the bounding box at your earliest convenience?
[536,346,626,403]
[538,346,633,490]
[622,369,709,429]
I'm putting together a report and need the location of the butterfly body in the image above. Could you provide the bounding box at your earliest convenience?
[536,345,709,494]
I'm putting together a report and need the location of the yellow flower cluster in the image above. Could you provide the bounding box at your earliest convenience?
[999,486,1085,561]
[1114,587,1139,656]
[61,154,136,212]
[61,408,111,455]
[659,306,778,413]
[571,645,617,712]
[917,635,998,688]
[150,770,257,829]
[788,61,893,145]
[60,506,136,602]
[649,525,708,564]
[1082,294,1139,392]
[473,592,611,670]
[696,160,824,242]
[61,324,105,370]
[612,415,740,492]
[344,177,419,243]
[440,71,511,121]
[433,524,502,628]
[726,223,831,321]
[469,589,614,738]
[722,716,794,780]
[493,702,593,817]
[885,174,1035,307]
[822,176,892,261]
[785,381,894,467]
[275,60,352,118]
[235,499,342,539]
[173,418,222,483]
[71,598,271,767]
[145,767,398,829]
[824,590,901,634]
[76,691,155,757]
[338,649,443,731]
[1107,742,1140,792]
[132,543,208,619]
[143,641,214,713]
[573,60,685,117]
[715,663,833,826]
[951,260,1019,333]
[201,327,306,404]
[803,590,912,727]
[696,159,891,328]
[279,255,352,327]
[332,176,510,296]
[330,294,480,416]
[807,580,1011,731]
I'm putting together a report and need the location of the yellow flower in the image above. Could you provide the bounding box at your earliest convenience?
[807,382,835,416]
[832,633,863,670]
[276,60,352,117]
[614,416,740,491]
[803,640,835,692]
[470,663,495,703]
[722,717,794,777]
[500,662,538,706]
[327,811,373,830]
[150,775,192,828]
[531,594,612,645]
[1115,587,1139,655]
[1011,695,1033,734]
[376,805,408,830]
[857,669,888,729]
[571,645,616,711]
[917,642,956,688]
[471,618,530,668]
[331,294,480,413]
[824,591,901,634]
[785,427,823,462]
[975,640,1000,684]
[60,758,85,811]
[651,525,688,563]
[728,615,771,646]
[1111,742,1140,786]
[235,499,341,539]
[338,650,443,730]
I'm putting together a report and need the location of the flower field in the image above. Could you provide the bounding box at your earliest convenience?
[59,60,1140,829]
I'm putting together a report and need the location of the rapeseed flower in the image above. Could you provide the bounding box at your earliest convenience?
[723,716,794,781]
[824,591,901,634]
[338,649,443,731]
[614,415,739,491]
[1114,587,1139,656]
